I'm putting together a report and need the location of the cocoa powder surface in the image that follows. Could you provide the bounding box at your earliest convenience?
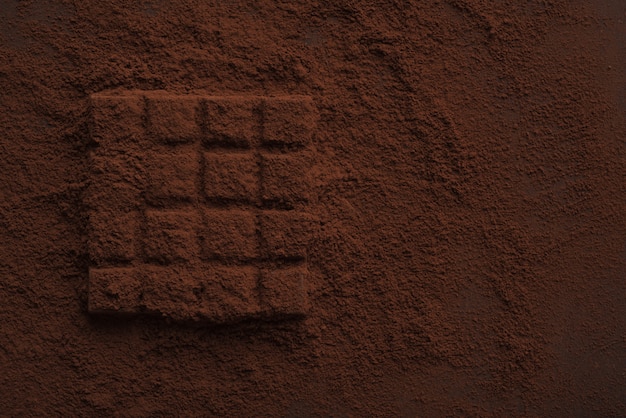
[0,0,625,416]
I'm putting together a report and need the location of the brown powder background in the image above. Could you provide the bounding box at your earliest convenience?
[1,0,625,416]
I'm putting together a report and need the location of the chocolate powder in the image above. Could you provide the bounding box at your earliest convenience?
[0,0,625,416]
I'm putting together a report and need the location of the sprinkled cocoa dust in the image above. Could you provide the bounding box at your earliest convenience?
[0,0,625,415]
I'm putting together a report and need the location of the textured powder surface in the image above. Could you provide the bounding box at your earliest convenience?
[0,0,625,416]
